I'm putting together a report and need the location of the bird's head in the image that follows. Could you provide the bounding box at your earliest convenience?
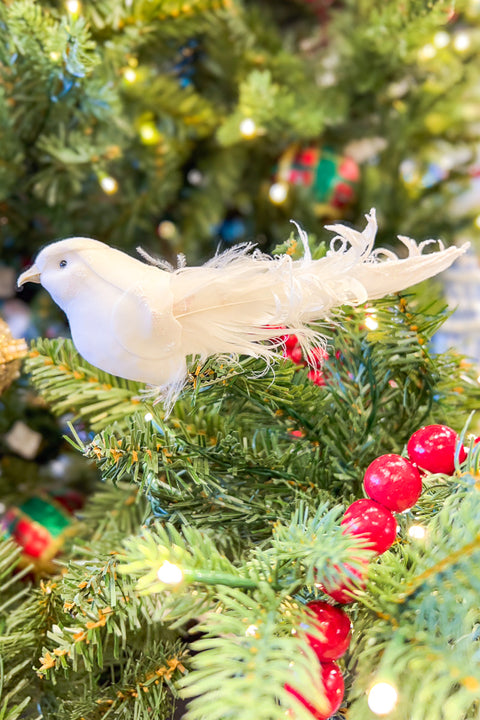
[17,238,110,310]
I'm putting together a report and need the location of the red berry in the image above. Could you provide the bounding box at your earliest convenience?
[283,333,299,350]
[309,347,329,368]
[407,424,467,475]
[285,661,344,720]
[304,601,352,661]
[363,454,422,512]
[286,344,304,365]
[341,499,397,555]
[308,369,326,387]
[318,562,368,604]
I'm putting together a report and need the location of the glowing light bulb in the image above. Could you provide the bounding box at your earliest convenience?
[65,0,81,13]
[157,561,184,585]
[123,68,137,83]
[418,44,436,61]
[268,182,289,205]
[454,32,471,52]
[49,51,60,61]
[433,31,450,48]
[365,309,379,330]
[368,682,398,715]
[139,121,160,145]
[408,524,426,540]
[144,412,153,422]
[245,624,258,637]
[239,118,257,138]
[100,176,118,195]
[474,214,480,230]
[157,220,177,239]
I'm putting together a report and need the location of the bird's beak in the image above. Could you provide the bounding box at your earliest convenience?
[17,264,41,287]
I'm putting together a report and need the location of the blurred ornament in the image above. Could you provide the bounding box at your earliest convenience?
[272,145,359,216]
[317,562,368,604]
[0,317,27,396]
[187,168,204,186]
[173,40,199,88]
[4,421,42,460]
[217,215,247,244]
[1,493,79,574]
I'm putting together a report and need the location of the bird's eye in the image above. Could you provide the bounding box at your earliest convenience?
[59,260,67,268]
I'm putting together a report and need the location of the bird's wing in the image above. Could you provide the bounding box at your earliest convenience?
[112,268,182,360]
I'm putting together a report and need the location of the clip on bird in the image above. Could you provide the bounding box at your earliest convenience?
[18,209,467,411]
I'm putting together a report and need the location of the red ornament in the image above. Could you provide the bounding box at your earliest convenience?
[363,454,422,512]
[304,601,352,661]
[318,562,367,604]
[285,661,344,720]
[341,499,397,555]
[407,424,467,475]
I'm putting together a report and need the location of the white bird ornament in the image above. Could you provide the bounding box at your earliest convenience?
[18,210,467,408]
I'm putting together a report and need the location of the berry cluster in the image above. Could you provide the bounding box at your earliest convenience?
[283,334,328,387]
[286,423,465,718]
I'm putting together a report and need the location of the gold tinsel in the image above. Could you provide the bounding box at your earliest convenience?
[0,317,28,395]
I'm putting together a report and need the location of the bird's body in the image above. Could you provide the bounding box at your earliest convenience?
[18,210,467,407]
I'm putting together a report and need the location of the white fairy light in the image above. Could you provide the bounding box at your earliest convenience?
[474,214,480,230]
[269,182,289,205]
[453,32,471,52]
[144,412,153,422]
[239,118,257,138]
[433,31,450,48]
[365,308,379,330]
[123,68,137,83]
[100,176,119,195]
[418,44,436,61]
[65,0,81,13]
[49,51,60,61]
[245,624,258,637]
[368,682,398,715]
[157,220,177,239]
[408,524,427,540]
[157,561,184,585]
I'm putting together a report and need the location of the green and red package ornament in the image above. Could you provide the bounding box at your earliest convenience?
[1,492,78,574]
[407,424,467,475]
[271,144,359,217]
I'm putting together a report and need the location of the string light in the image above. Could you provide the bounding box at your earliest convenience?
[144,412,153,422]
[368,682,398,715]
[239,118,257,138]
[268,182,289,205]
[157,220,177,240]
[99,176,119,195]
[433,31,450,48]
[418,44,436,61]
[65,0,81,14]
[157,560,184,585]
[453,32,471,52]
[473,214,480,230]
[245,624,258,637]
[139,121,161,145]
[408,524,427,540]
[123,68,137,83]
[364,309,379,331]
[49,51,60,61]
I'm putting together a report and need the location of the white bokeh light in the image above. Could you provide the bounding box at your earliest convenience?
[368,682,398,715]
[157,561,184,585]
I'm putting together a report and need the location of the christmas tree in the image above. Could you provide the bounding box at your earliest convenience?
[1,1,480,720]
